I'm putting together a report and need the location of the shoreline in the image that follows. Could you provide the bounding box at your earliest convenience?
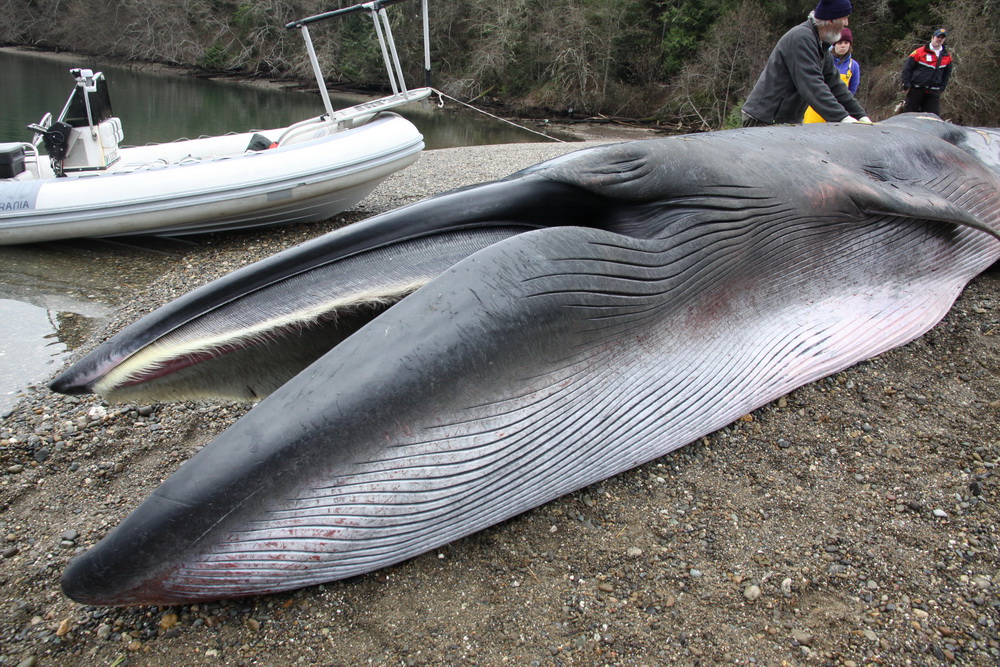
[0,125,998,664]
[0,44,667,145]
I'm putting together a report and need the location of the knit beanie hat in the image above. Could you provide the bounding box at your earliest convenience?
[814,0,853,20]
[837,28,853,43]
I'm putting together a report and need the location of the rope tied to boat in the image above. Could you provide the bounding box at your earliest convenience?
[430,88,567,143]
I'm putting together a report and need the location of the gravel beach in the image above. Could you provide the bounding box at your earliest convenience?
[0,128,998,666]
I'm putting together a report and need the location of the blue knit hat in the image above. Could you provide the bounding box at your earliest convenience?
[814,0,852,20]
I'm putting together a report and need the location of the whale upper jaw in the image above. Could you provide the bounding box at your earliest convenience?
[47,175,617,403]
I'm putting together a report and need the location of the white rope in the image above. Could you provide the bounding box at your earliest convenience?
[431,88,567,143]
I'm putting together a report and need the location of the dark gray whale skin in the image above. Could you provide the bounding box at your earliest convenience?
[54,115,1000,605]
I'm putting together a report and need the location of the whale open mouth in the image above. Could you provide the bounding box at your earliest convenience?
[53,116,1000,606]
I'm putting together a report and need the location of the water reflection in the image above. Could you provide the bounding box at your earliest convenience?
[0,48,560,149]
[0,299,70,413]
[0,242,180,414]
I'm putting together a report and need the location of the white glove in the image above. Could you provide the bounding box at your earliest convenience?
[858,116,873,124]
[840,116,858,123]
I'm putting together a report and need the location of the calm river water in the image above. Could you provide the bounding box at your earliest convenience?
[0,48,564,414]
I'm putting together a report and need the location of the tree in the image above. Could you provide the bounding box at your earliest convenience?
[661,0,776,129]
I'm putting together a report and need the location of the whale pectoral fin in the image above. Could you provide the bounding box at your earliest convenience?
[514,142,663,201]
[852,176,1000,240]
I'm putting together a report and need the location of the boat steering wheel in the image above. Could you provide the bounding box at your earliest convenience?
[27,113,54,147]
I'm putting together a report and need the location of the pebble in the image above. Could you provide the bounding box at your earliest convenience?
[791,629,814,646]
[0,137,996,667]
[55,618,72,636]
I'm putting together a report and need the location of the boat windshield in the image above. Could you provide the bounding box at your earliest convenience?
[63,76,114,128]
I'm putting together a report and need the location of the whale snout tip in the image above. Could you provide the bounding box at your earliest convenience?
[61,561,178,607]
[48,373,94,396]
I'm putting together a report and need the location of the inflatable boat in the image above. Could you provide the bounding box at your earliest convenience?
[0,0,432,245]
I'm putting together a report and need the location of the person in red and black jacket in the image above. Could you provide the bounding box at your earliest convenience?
[901,28,953,115]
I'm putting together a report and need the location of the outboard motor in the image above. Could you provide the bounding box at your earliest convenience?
[40,121,74,162]
[31,68,124,176]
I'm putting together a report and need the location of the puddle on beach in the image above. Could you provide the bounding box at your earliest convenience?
[0,241,181,414]
[0,299,77,412]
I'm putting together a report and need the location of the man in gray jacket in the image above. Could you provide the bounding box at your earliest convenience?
[742,0,871,126]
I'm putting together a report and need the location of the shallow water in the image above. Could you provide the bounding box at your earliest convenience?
[0,48,559,149]
[0,49,568,416]
[0,299,70,412]
[0,240,183,414]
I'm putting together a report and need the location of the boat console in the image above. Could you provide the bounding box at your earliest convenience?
[28,68,123,176]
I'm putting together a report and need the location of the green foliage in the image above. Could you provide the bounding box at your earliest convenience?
[662,0,776,129]
[2,0,995,125]
[932,0,1000,124]
[198,42,233,71]
[335,15,387,85]
[892,0,936,34]
[721,104,745,129]
[233,2,263,31]
[658,0,740,76]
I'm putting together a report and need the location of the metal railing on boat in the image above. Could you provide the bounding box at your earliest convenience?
[284,0,432,135]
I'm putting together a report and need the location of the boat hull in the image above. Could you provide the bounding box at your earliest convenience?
[0,113,423,244]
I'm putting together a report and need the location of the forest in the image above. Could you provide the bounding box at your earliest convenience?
[2,0,998,129]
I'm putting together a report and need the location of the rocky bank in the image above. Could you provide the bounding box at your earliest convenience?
[0,131,998,666]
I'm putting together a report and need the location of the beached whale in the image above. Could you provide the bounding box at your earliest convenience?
[52,114,1000,605]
